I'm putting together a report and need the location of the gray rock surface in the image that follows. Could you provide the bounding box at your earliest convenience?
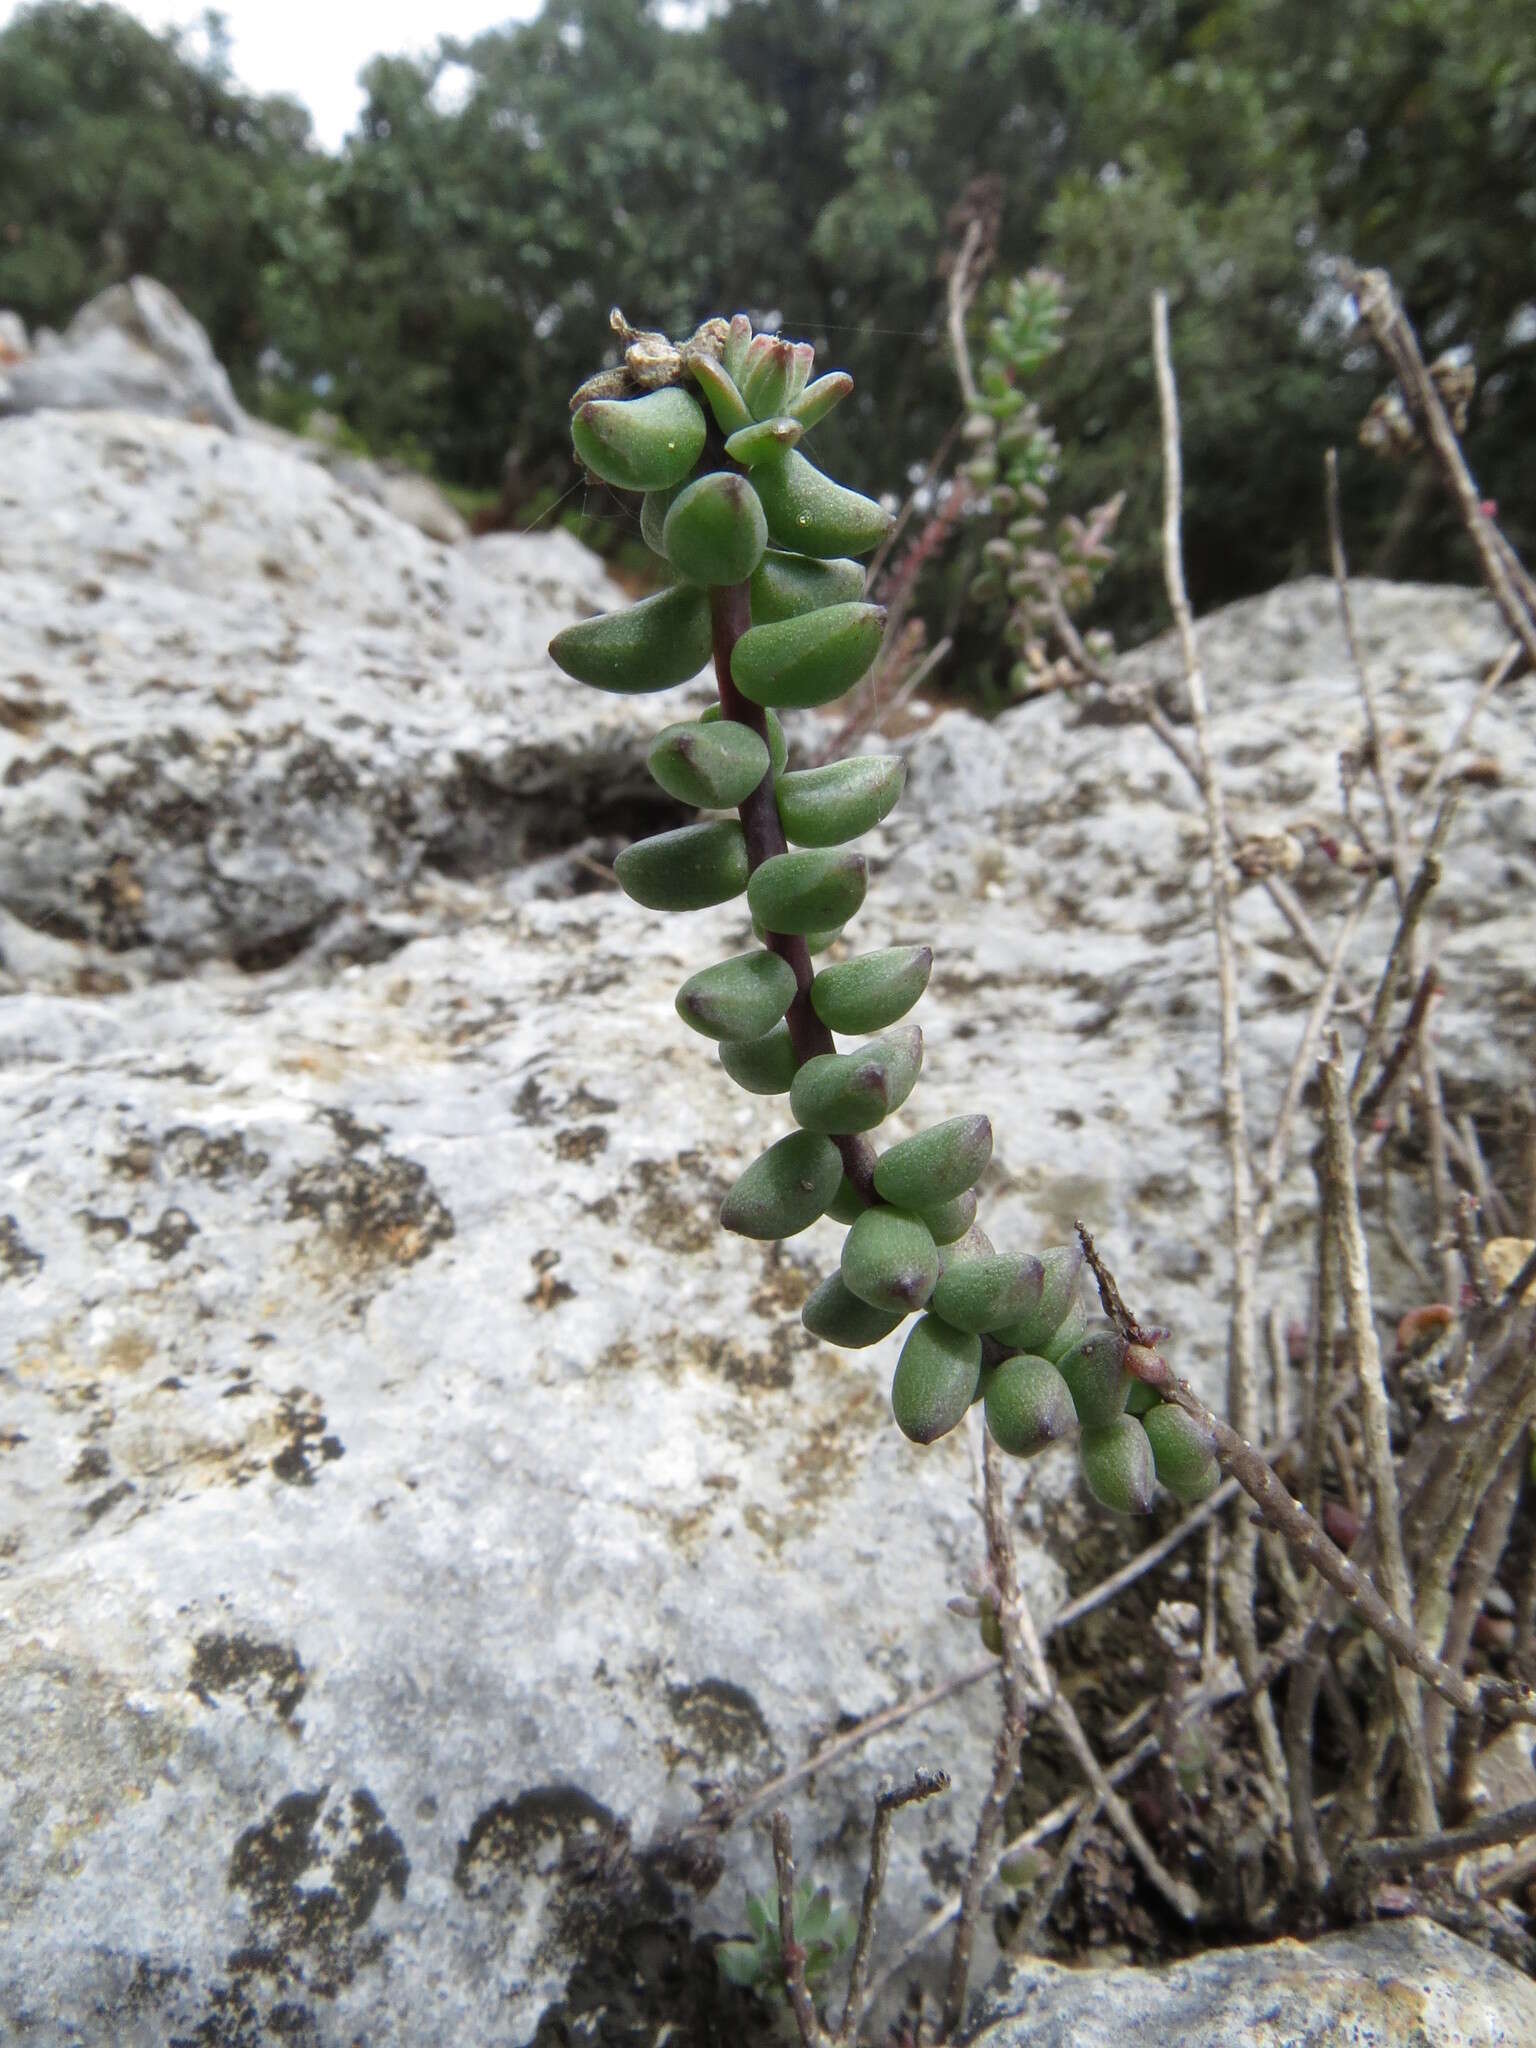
[2,404,1534,2044]
[966,1916,1536,2045]
[0,410,688,975]
[0,277,245,431]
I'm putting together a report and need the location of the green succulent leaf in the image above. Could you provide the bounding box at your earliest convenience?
[688,351,752,436]
[648,719,770,809]
[825,1174,866,1223]
[571,386,706,492]
[752,449,893,558]
[676,950,798,1043]
[1142,1403,1222,1503]
[841,1205,940,1314]
[918,1188,979,1245]
[931,1253,1047,1336]
[776,756,906,846]
[701,702,787,777]
[732,602,886,710]
[748,848,867,935]
[740,333,803,419]
[790,1025,923,1135]
[1054,1325,1133,1428]
[937,1220,995,1272]
[719,1022,798,1095]
[891,1314,982,1444]
[984,1352,1078,1458]
[810,945,932,1034]
[1079,1415,1157,1515]
[790,371,854,432]
[614,821,748,911]
[720,1130,844,1240]
[750,551,867,625]
[722,313,753,383]
[663,470,768,585]
[754,912,844,954]
[1125,1377,1161,1418]
[802,1269,906,1348]
[640,481,683,556]
[873,1115,993,1210]
[548,583,713,693]
[1036,1296,1090,1365]
[725,415,805,466]
[990,1244,1088,1357]
[715,1940,762,1989]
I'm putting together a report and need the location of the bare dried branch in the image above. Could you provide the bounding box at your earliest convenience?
[771,1808,830,2048]
[1321,1043,1437,1830]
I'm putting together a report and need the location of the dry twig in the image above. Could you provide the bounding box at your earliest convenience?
[838,1770,950,2042]
[1321,1043,1438,1831]
[772,1809,831,2048]
[1151,286,1288,1819]
[1344,266,1536,672]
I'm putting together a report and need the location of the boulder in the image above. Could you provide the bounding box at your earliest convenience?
[966,1916,1536,2045]
[0,410,687,976]
[3,403,1535,2041]
[0,277,245,431]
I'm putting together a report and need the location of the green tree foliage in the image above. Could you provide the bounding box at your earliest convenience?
[0,2,329,393]
[2,0,1530,625]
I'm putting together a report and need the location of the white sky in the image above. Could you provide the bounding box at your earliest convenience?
[0,2,542,149]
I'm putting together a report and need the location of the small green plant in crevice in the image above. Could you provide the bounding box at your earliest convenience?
[715,1879,856,2003]
[959,269,1123,699]
[548,308,1219,1520]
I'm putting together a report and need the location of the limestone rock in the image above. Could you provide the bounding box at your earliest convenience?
[0,276,245,431]
[0,410,697,975]
[0,900,1015,2046]
[3,427,1534,2047]
[966,1916,1536,2046]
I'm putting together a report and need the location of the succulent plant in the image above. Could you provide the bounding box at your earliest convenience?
[549,311,1184,1513]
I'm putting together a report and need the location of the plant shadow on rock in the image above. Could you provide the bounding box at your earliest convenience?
[456,1783,781,2048]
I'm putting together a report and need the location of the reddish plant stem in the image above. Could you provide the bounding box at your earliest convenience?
[709,582,879,1203]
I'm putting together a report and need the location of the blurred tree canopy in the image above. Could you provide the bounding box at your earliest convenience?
[1,0,1531,645]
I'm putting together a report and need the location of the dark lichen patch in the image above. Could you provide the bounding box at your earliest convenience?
[141,1207,200,1261]
[68,1444,112,1483]
[77,1209,132,1244]
[320,1107,383,1154]
[568,1084,619,1118]
[750,1247,816,1318]
[164,1127,272,1184]
[676,1328,799,1393]
[226,1786,408,1997]
[528,1908,777,2048]
[107,1135,158,1180]
[190,1632,307,1724]
[0,1214,42,1280]
[513,1072,556,1126]
[285,1146,452,1270]
[455,1785,622,1912]
[80,1478,136,1527]
[632,1152,734,1256]
[554,1123,609,1164]
[665,1678,773,1765]
[270,1392,344,1486]
[526,1246,576,1311]
[171,1980,320,2048]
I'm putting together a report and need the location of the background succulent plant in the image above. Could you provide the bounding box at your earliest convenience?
[549,312,1216,1517]
[714,1879,856,2002]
